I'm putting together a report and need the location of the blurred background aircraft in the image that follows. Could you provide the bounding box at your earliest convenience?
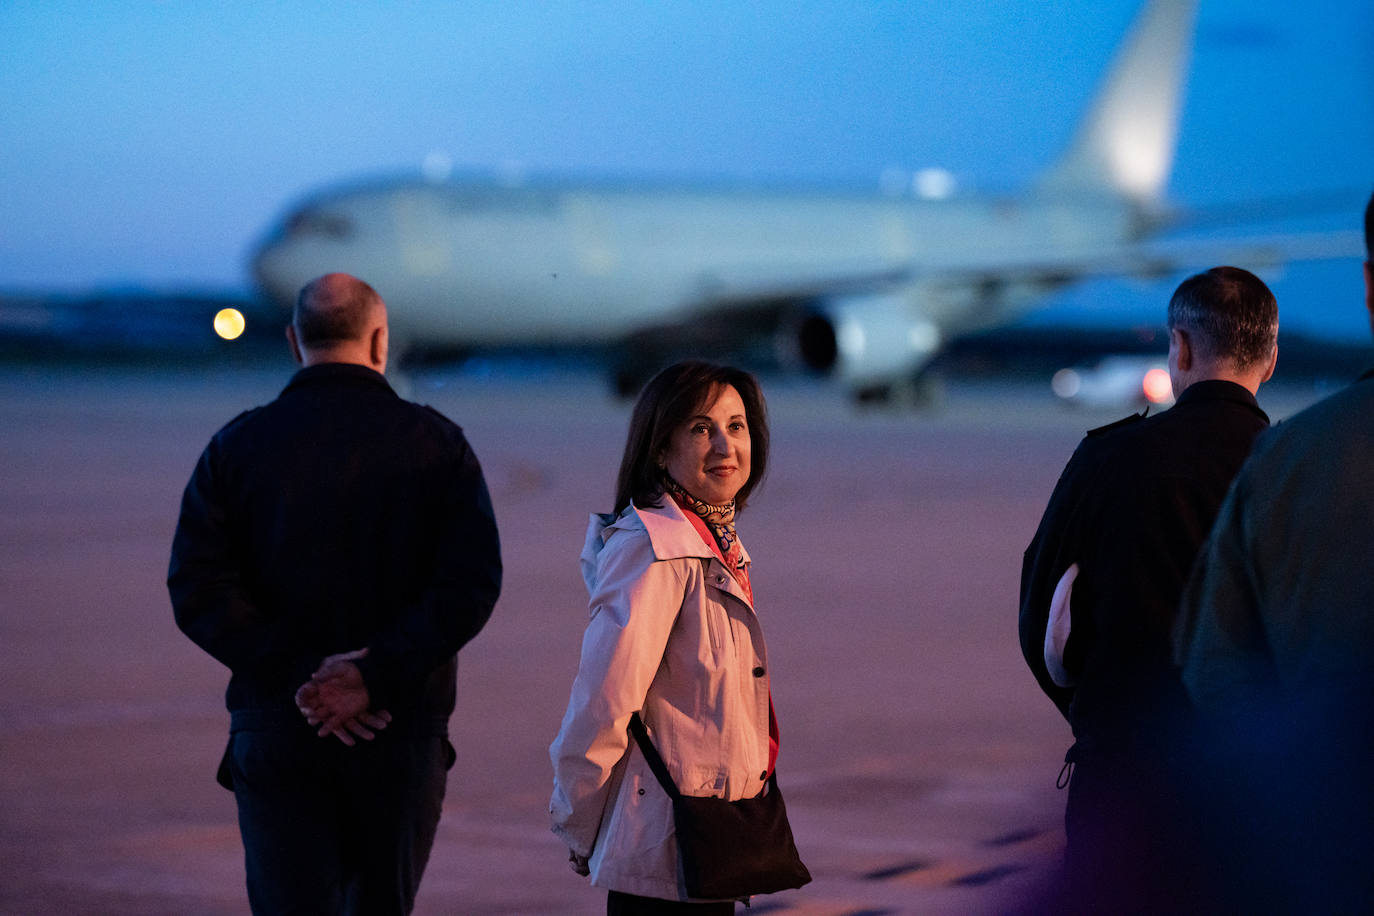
[255,0,1209,401]
[248,0,1363,403]
[1,0,1368,400]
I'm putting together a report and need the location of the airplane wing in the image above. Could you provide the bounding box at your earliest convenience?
[904,228,1365,288]
[604,224,1363,397]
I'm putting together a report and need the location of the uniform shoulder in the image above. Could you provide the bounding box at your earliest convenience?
[212,405,268,442]
[1084,409,1148,439]
[389,401,472,452]
[415,402,467,435]
[1062,408,1156,473]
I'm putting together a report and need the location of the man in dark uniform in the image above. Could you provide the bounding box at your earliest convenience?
[1173,191,1374,912]
[168,273,502,915]
[1019,266,1278,912]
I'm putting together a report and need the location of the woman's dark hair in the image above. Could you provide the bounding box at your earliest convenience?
[613,361,769,515]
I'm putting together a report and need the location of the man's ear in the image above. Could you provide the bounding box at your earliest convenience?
[286,324,304,366]
[1171,327,1192,372]
[370,324,388,373]
[1261,341,1278,384]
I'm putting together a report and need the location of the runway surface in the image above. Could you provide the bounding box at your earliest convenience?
[0,362,1330,915]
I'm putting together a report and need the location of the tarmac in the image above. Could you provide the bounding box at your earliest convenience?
[0,361,1331,915]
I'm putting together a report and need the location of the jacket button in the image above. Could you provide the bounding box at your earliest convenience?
[752,666,765,678]
[638,788,645,796]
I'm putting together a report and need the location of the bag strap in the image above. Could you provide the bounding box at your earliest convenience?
[627,712,681,800]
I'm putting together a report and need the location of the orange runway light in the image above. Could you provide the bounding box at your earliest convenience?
[1142,367,1172,404]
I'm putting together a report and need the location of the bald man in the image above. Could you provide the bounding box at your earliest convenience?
[169,273,501,915]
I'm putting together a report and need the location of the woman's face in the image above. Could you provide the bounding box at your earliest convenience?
[661,384,751,506]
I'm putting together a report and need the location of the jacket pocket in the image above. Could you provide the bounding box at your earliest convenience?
[682,763,728,796]
[600,752,676,878]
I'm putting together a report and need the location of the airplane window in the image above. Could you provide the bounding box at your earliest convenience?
[286,210,353,239]
[440,186,557,214]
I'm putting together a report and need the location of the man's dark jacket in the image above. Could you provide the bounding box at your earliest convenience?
[168,363,502,735]
[1019,379,1269,749]
[1171,370,1374,912]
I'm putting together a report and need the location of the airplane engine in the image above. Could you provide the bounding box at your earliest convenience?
[788,292,942,397]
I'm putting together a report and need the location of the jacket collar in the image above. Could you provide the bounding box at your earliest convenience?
[579,498,754,597]
[580,498,756,611]
[614,497,751,566]
[282,362,394,396]
[1173,378,1268,423]
[640,497,752,565]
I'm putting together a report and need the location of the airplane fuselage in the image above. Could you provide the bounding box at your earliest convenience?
[253,178,1138,348]
[252,0,1196,394]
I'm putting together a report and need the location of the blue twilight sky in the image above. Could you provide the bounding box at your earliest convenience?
[1,1,1370,336]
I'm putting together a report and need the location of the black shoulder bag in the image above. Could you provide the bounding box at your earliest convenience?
[627,712,812,900]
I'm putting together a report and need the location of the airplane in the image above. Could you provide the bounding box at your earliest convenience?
[250,0,1206,401]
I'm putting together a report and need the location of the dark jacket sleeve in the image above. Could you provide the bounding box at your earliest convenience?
[354,435,502,708]
[168,438,298,672]
[1020,444,1092,720]
[1174,468,1275,711]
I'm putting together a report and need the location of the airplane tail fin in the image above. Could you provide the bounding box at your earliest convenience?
[1036,0,1197,206]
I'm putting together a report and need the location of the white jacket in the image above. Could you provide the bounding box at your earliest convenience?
[549,497,773,901]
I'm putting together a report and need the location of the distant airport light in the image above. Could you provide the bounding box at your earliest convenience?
[213,308,246,341]
[1142,367,1172,404]
[913,168,956,200]
[1051,368,1081,399]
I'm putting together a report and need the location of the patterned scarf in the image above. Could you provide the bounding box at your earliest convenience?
[661,472,745,576]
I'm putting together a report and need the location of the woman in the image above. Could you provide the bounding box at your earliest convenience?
[550,361,779,914]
